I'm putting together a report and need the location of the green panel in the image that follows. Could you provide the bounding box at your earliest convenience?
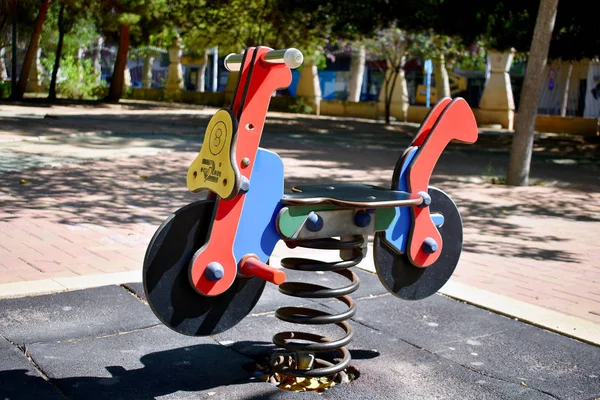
[375,207,397,231]
[277,205,337,239]
[279,205,399,238]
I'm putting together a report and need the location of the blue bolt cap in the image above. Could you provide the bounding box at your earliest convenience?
[417,191,432,208]
[204,262,224,281]
[422,237,438,254]
[306,212,324,232]
[239,176,250,194]
[354,211,372,228]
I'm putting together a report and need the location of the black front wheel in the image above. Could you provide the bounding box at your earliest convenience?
[143,199,266,336]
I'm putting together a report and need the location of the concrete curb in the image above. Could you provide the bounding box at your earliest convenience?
[0,270,142,300]
[438,280,600,347]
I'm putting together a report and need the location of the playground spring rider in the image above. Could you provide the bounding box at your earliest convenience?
[143,47,479,378]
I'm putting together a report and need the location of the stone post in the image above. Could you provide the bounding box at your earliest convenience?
[348,46,365,102]
[478,49,516,129]
[433,54,451,102]
[142,52,155,89]
[165,36,184,91]
[25,45,42,93]
[378,57,409,122]
[296,55,322,115]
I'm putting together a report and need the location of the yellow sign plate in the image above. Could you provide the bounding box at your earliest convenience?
[187,109,240,200]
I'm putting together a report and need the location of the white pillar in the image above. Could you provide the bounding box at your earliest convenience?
[348,46,365,102]
[197,49,208,92]
[212,46,218,92]
[142,52,154,89]
[296,55,322,115]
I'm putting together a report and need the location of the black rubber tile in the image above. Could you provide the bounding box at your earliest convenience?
[0,285,159,345]
[355,293,600,399]
[211,312,557,399]
[121,282,146,302]
[0,337,63,400]
[25,324,254,400]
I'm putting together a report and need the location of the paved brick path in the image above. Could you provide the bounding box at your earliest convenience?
[1,101,599,328]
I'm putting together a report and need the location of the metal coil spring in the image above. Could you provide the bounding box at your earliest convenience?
[273,235,365,377]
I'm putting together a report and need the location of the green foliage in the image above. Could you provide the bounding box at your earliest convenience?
[1,0,39,49]
[149,27,179,50]
[363,27,426,66]
[419,0,599,61]
[118,12,141,26]
[419,0,537,52]
[94,0,170,48]
[455,42,487,71]
[417,32,472,67]
[362,26,424,124]
[167,0,394,61]
[549,1,600,60]
[287,96,313,114]
[41,54,100,99]
[0,81,11,99]
[40,0,99,59]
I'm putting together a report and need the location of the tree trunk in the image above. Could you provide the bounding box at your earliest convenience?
[0,48,7,81]
[14,0,52,100]
[380,55,408,125]
[560,62,572,117]
[92,36,103,85]
[384,77,391,125]
[197,49,208,92]
[385,68,399,125]
[106,24,130,102]
[348,45,365,102]
[92,36,104,85]
[434,54,451,101]
[48,3,66,100]
[507,0,559,186]
[142,53,154,89]
[25,45,42,93]
[10,12,17,97]
[0,12,8,35]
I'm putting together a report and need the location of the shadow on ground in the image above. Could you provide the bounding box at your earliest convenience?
[0,344,255,399]
[1,99,598,159]
[0,340,381,399]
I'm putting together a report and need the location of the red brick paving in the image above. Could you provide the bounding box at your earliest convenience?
[1,105,599,327]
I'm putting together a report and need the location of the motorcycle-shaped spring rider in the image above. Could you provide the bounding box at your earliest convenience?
[143,47,479,378]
